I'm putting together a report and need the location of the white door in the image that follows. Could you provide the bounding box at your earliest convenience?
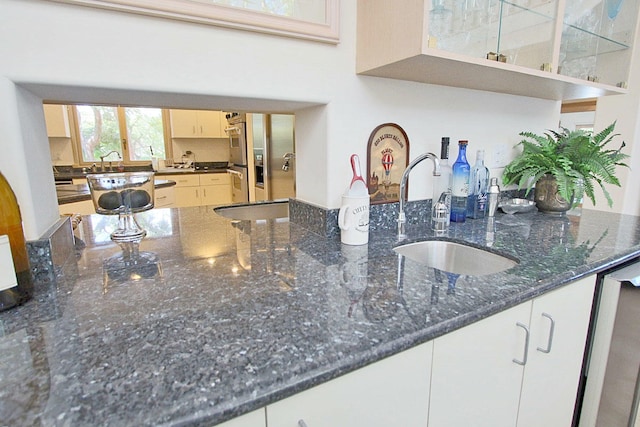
[267,341,432,427]
[518,276,595,427]
[429,303,531,427]
[217,409,265,427]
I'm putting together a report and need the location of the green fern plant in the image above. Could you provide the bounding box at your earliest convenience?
[502,122,629,207]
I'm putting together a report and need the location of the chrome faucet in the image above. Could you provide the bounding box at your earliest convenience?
[100,151,121,172]
[398,152,441,238]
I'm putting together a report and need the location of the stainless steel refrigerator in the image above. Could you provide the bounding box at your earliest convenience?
[251,114,295,201]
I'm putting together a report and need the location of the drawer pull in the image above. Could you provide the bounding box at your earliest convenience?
[157,196,167,200]
[513,322,529,366]
[537,313,555,354]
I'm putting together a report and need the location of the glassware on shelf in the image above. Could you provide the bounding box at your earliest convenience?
[558,0,637,86]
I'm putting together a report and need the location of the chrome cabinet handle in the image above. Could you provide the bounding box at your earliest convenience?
[537,312,555,354]
[513,322,530,366]
[298,420,308,427]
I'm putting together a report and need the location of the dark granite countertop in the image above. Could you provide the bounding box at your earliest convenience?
[2,205,640,426]
[56,179,177,204]
[53,163,229,182]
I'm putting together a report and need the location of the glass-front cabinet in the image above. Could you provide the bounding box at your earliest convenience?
[428,0,558,71]
[356,0,638,100]
[559,0,637,88]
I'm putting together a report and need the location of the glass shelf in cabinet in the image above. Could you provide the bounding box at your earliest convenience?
[562,0,636,49]
[560,24,631,63]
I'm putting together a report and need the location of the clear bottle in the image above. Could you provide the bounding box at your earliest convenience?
[433,137,452,229]
[450,140,470,223]
[466,149,490,219]
[0,171,33,311]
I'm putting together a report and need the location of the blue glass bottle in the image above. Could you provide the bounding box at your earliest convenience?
[450,140,470,222]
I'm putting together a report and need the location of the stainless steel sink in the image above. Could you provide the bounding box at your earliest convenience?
[214,201,289,220]
[394,240,518,276]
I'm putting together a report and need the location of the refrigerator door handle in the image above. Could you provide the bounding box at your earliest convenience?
[227,169,243,179]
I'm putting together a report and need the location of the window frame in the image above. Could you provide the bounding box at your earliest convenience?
[69,104,172,167]
[45,0,340,44]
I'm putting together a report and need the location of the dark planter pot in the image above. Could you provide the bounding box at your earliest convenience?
[534,174,572,215]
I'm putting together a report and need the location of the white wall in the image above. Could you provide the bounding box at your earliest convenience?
[49,138,75,165]
[1,0,562,238]
[560,111,595,131]
[172,138,230,163]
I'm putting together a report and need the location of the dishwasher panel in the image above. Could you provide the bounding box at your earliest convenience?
[579,262,640,427]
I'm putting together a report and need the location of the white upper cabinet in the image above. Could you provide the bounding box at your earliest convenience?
[170,109,226,138]
[558,0,637,88]
[43,104,71,138]
[356,0,638,100]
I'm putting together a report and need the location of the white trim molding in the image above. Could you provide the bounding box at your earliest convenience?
[46,0,340,44]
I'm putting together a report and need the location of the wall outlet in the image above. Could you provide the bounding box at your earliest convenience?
[491,143,510,168]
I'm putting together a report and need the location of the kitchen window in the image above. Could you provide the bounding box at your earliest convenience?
[73,105,169,165]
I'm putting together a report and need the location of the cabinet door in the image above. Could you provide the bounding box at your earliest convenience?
[216,409,265,427]
[201,185,231,206]
[559,0,639,88]
[197,110,225,138]
[517,276,596,427]
[200,173,230,186]
[58,199,95,215]
[44,104,71,137]
[429,302,531,427]
[72,177,88,185]
[426,0,558,72]
[174,186,200,207]
[154,186,175,208]
[170,175,201,187]
[267,341,432,427]
[170,109,198,137]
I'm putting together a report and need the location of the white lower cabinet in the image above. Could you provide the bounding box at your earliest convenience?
[429,300,529,427]
[216,409,265,427]
[161,173,231,207]
[58,199,95,215]
[428,276,596,427]
[517,277,596,427]
[154,186,175,208]
[266,341,433,427]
